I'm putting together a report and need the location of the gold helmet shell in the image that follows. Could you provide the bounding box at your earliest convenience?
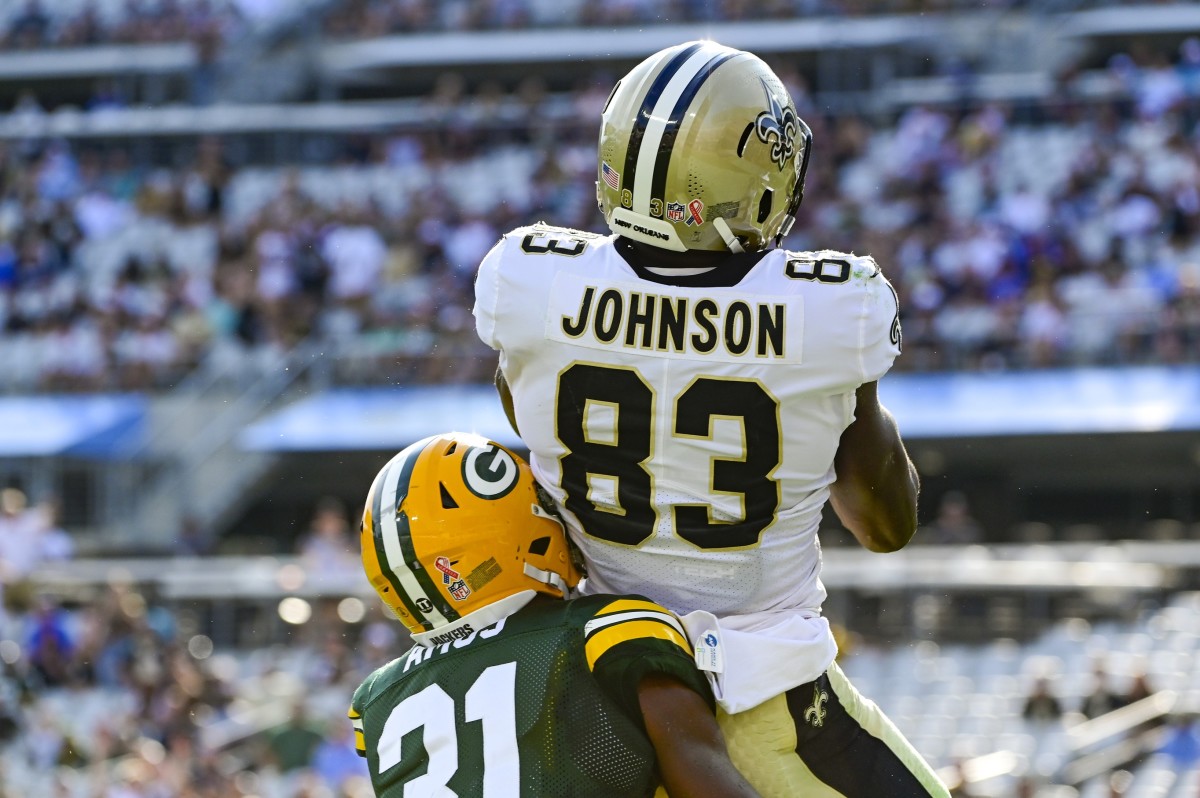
[597,40,812,253]
[360,433,581,645]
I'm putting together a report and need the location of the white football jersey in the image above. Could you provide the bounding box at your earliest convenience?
[475,224,900,623]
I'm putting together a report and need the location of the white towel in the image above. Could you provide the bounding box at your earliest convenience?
[680,609,838,715]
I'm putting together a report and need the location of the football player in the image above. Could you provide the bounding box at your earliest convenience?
[473,41,949,797]
[349,432,759,797]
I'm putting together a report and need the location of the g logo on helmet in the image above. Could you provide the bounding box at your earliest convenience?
[462,444,519,500]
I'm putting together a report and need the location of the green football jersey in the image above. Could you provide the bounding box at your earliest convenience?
[349,593,711,798]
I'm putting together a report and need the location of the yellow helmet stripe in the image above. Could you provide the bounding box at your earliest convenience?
[585,618,690,670]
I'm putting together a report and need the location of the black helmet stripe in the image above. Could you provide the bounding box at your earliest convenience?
[629,43,736,217]
[622,42,704,212]
[648,50,740,217]
[368,465,425,626]
[374,436,462,628]
[393,437,462,624]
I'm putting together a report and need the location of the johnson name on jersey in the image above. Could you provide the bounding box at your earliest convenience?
[348,594,708,798]
[473,224,901,622]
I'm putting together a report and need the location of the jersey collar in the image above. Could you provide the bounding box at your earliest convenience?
[614,236,768,288]
[411,590,538,648]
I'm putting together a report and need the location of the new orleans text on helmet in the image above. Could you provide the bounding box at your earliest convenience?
[561,286,787,358]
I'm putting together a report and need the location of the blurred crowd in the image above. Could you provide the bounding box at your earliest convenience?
[322,0,1170,38]
[0,0,1172,52]
[3,42,1200,390]
[0,0,238,50]
[0,539,387,797]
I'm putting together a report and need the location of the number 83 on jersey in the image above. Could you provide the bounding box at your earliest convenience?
[554,362,782,551]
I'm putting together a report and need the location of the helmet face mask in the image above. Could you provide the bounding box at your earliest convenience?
[597,40,812,254]
[360,433,581,643]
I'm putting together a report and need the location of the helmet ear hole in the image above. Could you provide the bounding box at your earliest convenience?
[527,536,551,556]
[757,189,773,224]
[439,484,459,509]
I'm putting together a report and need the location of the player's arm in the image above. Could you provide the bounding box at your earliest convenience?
[638,672,760,798]
[585,598,758,797]
[830,380,919,552]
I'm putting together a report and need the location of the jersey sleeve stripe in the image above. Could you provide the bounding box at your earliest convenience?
[347,707,361,719]
[584,609,686,640]
[354,728,366,756]
[586,618,690,670]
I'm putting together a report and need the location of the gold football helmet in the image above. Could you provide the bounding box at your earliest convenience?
[360,432,580,645]
[597,40,812,254]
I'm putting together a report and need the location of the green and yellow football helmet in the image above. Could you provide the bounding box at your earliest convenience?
[597,40,812,254]
[360,432,580,646]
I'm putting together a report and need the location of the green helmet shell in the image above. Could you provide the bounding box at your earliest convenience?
[597,40,812,253]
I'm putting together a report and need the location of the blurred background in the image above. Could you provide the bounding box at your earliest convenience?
[1,0,1200,796]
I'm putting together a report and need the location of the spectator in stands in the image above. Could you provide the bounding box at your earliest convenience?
[174,514,214,557]
[1158,714,1200,769]
[298,497,358,572]
[0,487,44,580]
[321,204,388,317]
[1081,662,1124,719]
[926,491,984,546]
[1021,676,1064,724]
[267,702,325,773]
[1124,666,1154,705]
[26,596,75,687]
[6,0,50,48]
[311,719,369,789]
[35,497,73,562]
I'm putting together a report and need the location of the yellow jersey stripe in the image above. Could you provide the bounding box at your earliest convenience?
[597,598,669,616]
[354,728,366,753]
[347,706,362,720]
[586,618,689,670]
[585,609,686,640]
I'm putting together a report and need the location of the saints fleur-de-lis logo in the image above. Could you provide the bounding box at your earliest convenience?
[754,78,798,171]
[803,683,828,728]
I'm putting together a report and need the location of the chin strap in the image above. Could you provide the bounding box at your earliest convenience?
[524,563,569,595]
[776,214,797,247]
[713,217,745,254]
